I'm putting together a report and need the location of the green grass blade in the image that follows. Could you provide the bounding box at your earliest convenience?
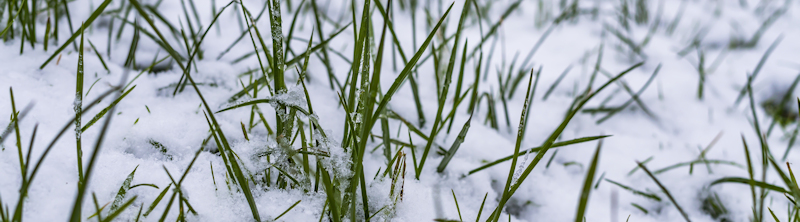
[769,207,781,222]
[437,114,472,173]
[476,192,487,222]
[542,65,572,101]
[638,162,691,222]
[8,87,25,222]
[87,39,110,73]
[604,179,661,201]
[144,184,172,217]
[81,86,136,132]
[574,140,603,222]
[466,135,609,175]
[75,27,86,188]
[709,177,788,193]
[452,190,463,221]
[740,135,759,221]
[274,200,301,221]
[734,36,783,105]
[768,157,800,202]
[652,159,742,175]
[44,17,51,51]
[110,166,138,212]
[318,161,341,222]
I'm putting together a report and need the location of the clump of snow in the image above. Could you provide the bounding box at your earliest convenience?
[314,128,352,182]
[268,86,307,110]
[230,137,279,174]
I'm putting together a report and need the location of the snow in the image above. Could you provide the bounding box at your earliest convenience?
[3,0,800,221]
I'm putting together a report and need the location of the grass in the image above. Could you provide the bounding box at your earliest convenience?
[574,140,603,222]
[485,61,643,221]
[638,161,692,222]
[73,25,86,218]
[3,0,800,221]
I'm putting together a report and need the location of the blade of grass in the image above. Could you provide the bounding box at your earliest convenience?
[143,183,172,217]
[452,190,463,221]
[734,36,783,105]
[318,161,341,222]
[467,135,609,175]
[274,200,302,221]
[74,28,86,191]
[8,88,26,220]
[81,86,136,132]
[0,101,33,145]
[574,140,603,222]
[437,114,472,173]
[87,39,110,73]
[604,179,661,201]
[652,159,742,175]
[543,65,573,101]
[709,177,788,193]
[637,162,691,222]
[109,166,139,212]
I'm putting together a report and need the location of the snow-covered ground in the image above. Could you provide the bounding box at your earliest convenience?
[2,0,800,221]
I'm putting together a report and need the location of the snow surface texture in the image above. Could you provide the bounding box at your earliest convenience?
[2,0,800,221]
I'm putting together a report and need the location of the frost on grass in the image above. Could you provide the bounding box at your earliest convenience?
[350,112,363,124]
[74,92,82,140]
[269,0,284,69]
[511,88,533,186]
[511,150,532,186]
